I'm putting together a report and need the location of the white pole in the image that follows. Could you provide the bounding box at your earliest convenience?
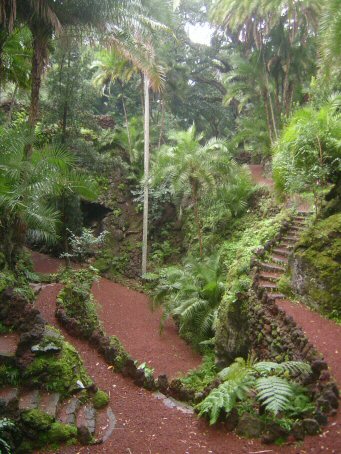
[142,75,150,276]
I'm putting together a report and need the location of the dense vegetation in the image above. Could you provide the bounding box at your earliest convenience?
[0,0,340,450]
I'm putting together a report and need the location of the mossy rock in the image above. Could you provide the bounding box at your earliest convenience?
[92,390,109,409]
[23,339,92,395]
[109,335,131,371]
[21,409,53,431]
[291,213,341,318]
[42,422,77,444]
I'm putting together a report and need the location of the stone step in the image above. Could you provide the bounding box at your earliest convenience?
[270,254,289,264]
[290,225,305,231]
[266,292,285,302]
[95,406,116,443]
[278,241,294,249]
[259,262,285,273]
[0,387,18,415]
[57,396,81,425]
[283,235,299,242]
[257,280,278,290]
[77,403,96,435]
[39,391,60,417]
[297,210,313,217]
[0,333,19,363]
[258,271,281,281]
[294,216,307,222]
[273,247,291,257]
[18,389,40,412]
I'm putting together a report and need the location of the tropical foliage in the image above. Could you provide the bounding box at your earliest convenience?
[197,356,313,424]
[151,254,225,347]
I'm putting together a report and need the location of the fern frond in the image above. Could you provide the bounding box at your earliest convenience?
[255,376,294,415]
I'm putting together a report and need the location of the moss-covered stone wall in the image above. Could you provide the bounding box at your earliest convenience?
[291,213,341,319]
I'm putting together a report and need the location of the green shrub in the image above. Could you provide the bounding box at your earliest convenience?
[180,351,217,392]
[58,267,102,336]
[152,254,225,348]
[92,390,109,409]
[21,409,53,431]
[43,422,77,443]
[109,336,131,371]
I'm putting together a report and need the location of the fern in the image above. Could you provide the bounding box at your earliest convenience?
[197,372,254,424]
[197,357,312,425]
[255,376,294,415]
[0,418,15,454]
[253,361,312,377]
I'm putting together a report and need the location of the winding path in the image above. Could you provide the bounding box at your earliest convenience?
[31,164,341,454]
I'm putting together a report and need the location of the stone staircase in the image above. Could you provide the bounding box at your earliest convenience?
[0,333,116,445]
[254,211,312,303]
[0,384,116,443]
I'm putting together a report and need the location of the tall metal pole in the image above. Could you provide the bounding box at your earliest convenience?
[142,75,150,276]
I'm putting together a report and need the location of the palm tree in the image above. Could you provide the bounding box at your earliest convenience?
[319,0,341,77]
[108,29,166,276]
[0,0,153,129]
[92,50,137,152]
[0,126,98,266]
[152,125,231,257]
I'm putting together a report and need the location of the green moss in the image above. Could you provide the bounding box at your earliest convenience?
[23,339,92,395]
[17,441,34,453]
[0,364,21,386]
[21,409,53,431]
[58,268,101,336]
[295,213,341,318]
[43,422,77,444]
[216,207,293,359]
[109,336,130,371]
[0,322,11,334]
[92,390,109,409]
[277,274,293,297]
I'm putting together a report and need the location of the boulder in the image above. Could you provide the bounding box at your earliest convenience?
[303,418,320,435]
[236,413,263,438]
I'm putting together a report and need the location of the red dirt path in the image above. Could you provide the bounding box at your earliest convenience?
[32,249,341,453]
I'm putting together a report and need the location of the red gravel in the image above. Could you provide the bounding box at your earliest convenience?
[248,164,274,187]
[31,251,341,453]
[92,278,202,377]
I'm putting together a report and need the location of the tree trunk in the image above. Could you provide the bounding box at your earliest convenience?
[28,26,48,130]
[121,88,132,153]
[262,89,273,145]
[158,98,165,149]
[191,180,203,257]
[6,83,18,124]
[141,75,150,276]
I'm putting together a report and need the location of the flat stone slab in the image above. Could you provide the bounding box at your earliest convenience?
[77,403,96,434]
[0,387,18,414]
[95,406,116,442]
[57,397,81,425]
[18,389,40,411]
[153,392,194,414]
[39,391,60,417]
[0,333,19,358]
